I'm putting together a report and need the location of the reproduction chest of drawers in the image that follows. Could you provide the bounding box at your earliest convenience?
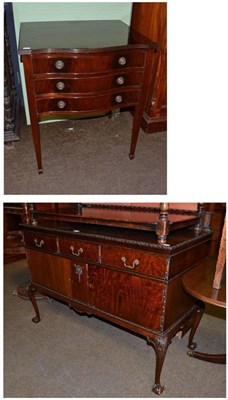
[18,20,158,173]
[21,211,212,395]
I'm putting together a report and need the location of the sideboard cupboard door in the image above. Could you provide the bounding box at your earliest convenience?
[27,250,72,297]
[88,265,164,332]
[71,260,89,304]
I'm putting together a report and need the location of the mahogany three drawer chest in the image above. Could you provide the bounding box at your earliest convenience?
[21,205,212,394]
[18,20,158,173]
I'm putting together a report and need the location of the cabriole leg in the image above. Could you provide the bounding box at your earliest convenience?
[27,283,41,323]
[188,302,205,351]
[148,335,170,395]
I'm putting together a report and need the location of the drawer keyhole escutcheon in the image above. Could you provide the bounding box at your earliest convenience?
[115,95,123,104]
[118,56,127,66]
[117,76,124,85]
[121,257,140,269]
[74,264,83,283]
[57,100,66,109]
[70,246,84,256]
[55,60,64,70]
[56,81,65,91]
[34,239,44,248]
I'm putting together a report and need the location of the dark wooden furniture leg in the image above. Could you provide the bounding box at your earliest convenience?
[27,283,41,323]
[30,119,43,174]
[187,303,225,364]
[148,335,170,395]
[187,302,205,350]
[129,105,142,159]
[22,54,43,173]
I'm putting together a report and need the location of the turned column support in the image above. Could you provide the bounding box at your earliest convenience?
[22,203,37,225]
[156,203,169,244]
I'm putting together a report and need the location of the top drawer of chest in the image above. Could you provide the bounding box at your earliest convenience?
[32,51,147,74]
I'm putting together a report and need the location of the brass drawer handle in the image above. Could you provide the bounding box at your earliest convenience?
[34,239,44,248]
[74,264,84,283]
[117,76,124,85]
[55,60,64,70]
[115,95,123,103]
[118,56,127,66]
[57,100,66,109]
[70,246,83,256]
[121,257,140,269]
[56,81,65,91]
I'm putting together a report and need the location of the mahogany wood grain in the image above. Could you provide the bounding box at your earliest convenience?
[183,258,226,308]
[101,244,166,278]
[88,264,164,332]
[23,230,57,253]
[27,250,72,296]
[58,237,99,263]
[22,54,43,173]
[22,216,212,395]
[70,260,89,304]
[183,257,226,365]
[130,3,167,133]
[32,51,146,74]
[168,240,211,278]
[34,70,144,95]
[18,20,158,173]
[36,90,141,115]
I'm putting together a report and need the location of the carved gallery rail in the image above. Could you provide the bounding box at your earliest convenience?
[18,20,158,173]
[21,219,212,394]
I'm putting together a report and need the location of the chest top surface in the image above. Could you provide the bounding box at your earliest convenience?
[18,20,157,55]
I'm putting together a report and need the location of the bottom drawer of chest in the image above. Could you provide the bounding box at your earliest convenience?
[36,91,141,115]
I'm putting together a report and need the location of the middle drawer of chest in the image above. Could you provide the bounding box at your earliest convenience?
[34,71,144,95]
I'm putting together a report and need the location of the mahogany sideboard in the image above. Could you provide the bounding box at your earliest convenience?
[18,20,158,173]
[21,205,212,394]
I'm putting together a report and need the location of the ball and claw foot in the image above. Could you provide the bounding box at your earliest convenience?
[152,383,165,395]
[32,315,41,323]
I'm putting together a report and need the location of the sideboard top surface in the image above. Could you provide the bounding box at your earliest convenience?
[21,217,212,255]
[18,20,157,54]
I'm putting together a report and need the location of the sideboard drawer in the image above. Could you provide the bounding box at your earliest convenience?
[58,237,99,262]
[34,70,144,95]
[32,51,146,74]
[36,91,141,115]
[23,231,57,253]
[101,245,167,278]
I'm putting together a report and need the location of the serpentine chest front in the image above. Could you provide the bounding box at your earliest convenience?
[18,20,157,173]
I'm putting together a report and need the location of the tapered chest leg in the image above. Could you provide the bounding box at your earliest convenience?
[30,119,43,174]
[129,105,142,160]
